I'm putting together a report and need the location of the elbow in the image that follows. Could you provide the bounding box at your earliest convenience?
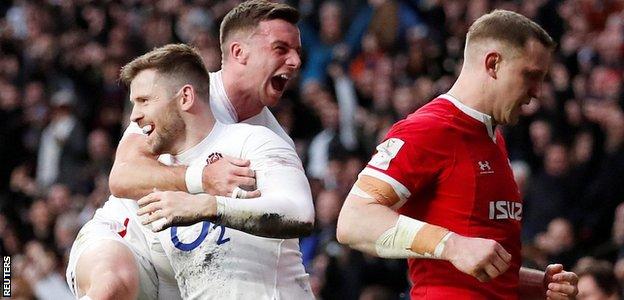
[109,175,127,198]
[336,210,352,246]
[108,164,130,198]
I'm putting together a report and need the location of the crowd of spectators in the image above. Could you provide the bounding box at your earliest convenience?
[0,0,623,299]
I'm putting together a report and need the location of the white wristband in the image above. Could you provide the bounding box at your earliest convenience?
[185,161,206,194]
[433,231,453,258]
[215,196,227,217]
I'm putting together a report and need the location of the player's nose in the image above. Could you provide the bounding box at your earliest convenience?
[130,106,143,123]
[286,50,301,70]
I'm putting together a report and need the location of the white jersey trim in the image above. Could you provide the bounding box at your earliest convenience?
[439,94,496,142]
[361,167,411,210]
[212,70,239,122]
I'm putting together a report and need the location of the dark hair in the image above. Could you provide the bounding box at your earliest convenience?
[219,0,299,55]
[120,44,209,101]
[467,9,556,52]
[577,261,621,297]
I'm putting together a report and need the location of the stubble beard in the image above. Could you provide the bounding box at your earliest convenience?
[149,104,186,155]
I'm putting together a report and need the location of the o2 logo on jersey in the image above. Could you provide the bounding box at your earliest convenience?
[170,222,230,251]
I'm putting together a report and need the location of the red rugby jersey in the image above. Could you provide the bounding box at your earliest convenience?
[364,94,522,299]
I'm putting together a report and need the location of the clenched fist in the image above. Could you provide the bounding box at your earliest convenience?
[441,233,512,282]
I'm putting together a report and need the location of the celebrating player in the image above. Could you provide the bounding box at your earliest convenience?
[66,1,308,299]
[123,43,313,298]
[336,10,578,300]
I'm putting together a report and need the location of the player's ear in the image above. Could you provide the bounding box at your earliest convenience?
[179,85,195,111]
[230,41,248,65]
[485,52,500,79]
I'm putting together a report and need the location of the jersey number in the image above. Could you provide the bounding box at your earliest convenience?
[170,221,230,251]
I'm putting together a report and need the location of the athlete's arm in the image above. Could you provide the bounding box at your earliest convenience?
[136,127,314,238]
[336,173,512,282]
[137,159,314,238]
[518,265,578,300]
[110,133,186,199]
[109,131,256,199]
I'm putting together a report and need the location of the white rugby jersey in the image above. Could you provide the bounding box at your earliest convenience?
[156,122,313,299]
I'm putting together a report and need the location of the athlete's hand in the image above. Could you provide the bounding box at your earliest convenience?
[441,233,512,282]
[543,264,578,300]
[137,191,216,231]
[202,155,260,197]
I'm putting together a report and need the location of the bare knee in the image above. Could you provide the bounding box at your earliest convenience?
[76,241,139,300]
[92,269,139,300]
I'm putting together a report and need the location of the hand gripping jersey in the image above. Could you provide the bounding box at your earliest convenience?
[156,122,313,299]
[364,94,522,299]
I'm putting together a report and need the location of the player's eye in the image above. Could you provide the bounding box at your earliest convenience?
[274,46,287,55]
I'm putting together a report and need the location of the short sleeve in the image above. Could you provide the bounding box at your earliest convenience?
[363,118,452,204]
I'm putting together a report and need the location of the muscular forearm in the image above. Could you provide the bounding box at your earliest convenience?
[337,194,404,256]
[214,194,314,239]
[110,159,187,199]
[518,267,545,299]
[109,133,187,199]
[213,167,314,239]
[337,196,447,260]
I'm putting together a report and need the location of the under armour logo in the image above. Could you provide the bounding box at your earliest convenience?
[478,161,494,174]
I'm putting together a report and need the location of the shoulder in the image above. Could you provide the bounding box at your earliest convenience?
[223,123,292,150]
[387,99,458,144]
[224,123,302,170]
[242,107,295,148]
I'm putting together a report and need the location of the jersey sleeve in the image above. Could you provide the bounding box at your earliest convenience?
[121,121,145,138]
[240,126,310,215]
[214,125,314,236]
[363,118,452,206]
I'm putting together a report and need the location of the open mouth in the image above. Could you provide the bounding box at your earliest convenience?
[270,74,290,92]
[141,124,154,136]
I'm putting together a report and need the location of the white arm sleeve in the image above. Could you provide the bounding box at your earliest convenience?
[214,126,315,238]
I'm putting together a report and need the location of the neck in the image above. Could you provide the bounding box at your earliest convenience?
[447,69,494,121]
[221,64,264,121]
[173,104,216,155]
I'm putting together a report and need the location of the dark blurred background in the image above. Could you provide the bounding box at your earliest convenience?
[0,0,623,299]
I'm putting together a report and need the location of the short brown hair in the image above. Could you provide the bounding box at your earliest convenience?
[120,44,210,101]
[467,9,556,53]
[219,0,299,54]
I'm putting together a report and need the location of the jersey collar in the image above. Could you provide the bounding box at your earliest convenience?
[174,121,226,164]
[439,94,496,142]
[215,70,239,122]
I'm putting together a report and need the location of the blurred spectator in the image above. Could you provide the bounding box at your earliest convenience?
[534,218,579,269]
[575,259,621,300]
[36,89,86,190]
[22,241,73,300]
[523,143,573,241]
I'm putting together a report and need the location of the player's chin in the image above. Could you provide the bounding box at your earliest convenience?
[263,91,282,107]
[147,138,164,155]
